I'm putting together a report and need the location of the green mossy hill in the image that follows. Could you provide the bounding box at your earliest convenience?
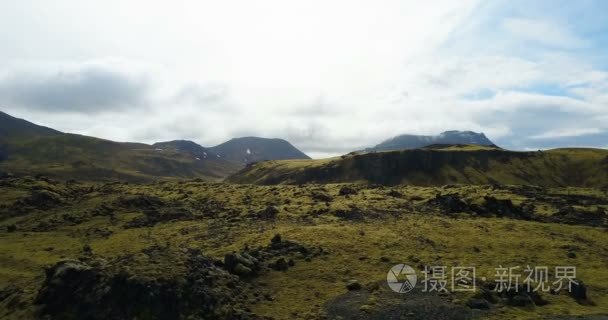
[228,146,608,187]
[1,176,607,319]
[0,112,240,182]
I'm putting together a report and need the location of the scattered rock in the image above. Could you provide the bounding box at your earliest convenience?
[230,235,324,275]
[311,191,333,202]
[253,205,279,220]
[429,194,469,214]
[117,195,164,209]
[387,190,402,198]
[479,196,533,220]
[549,206,606,227]
[271,233,282,244]
[35,255,259,319]
[466,298,490,309]
[346,280,362,291]
[124,206,192,228]
[339,186,358,196]
[334,206,366,221]
[269,258,289,271]
[224,252,260,277]
[22,190,63,209]
[569,280,593,305]
[498,285,547,307]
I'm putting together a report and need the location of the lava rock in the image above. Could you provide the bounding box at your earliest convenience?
[569,280,589,304]
[224,252,260,277]
[311,191,333,202]
[466,298,490,309]
[35,255,257,319]
[255,205,279,220]
[429,194,469,214]
[338,186,358,196]
[346,280,362,291]
[269,258,289,271]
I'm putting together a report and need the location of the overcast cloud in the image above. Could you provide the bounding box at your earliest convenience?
[0,0,607,158]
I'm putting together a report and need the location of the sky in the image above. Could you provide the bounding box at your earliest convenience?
[0,0,607,158]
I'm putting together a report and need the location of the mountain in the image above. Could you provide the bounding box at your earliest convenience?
[153,140,219,160]
[208,137,310,164]
[0,111,240,181]
[367,130,496,152]
[0,111,61,138]
[227,145,608,187]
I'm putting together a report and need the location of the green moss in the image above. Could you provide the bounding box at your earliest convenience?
[0,178,607,319]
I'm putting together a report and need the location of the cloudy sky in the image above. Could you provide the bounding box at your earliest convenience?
[1,0,607,158]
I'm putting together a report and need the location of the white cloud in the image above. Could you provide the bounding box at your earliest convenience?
[502,18,589,49]
[0,1,607,157]
[531,128,603,139]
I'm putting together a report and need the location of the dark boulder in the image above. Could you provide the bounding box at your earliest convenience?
[117,195,165,210]
[477,196,533,219]
[269,258,289,271]
[125,206,192,228]
[549,207,606,227]
[35,255,259,319]
[496,285,548,307]
[338,186,358,196]
[253,205,279,220]
[333,206,366,221]
[429,194,469,214]
[224,252,260,277]
[387,189,402,198]
[311,191,333,202]
[569,280,593,305]
[22,190,63,209]
[345,280,362,291]
[466,298,490,309]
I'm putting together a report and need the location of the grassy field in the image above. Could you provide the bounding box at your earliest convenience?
[0,176,606,319]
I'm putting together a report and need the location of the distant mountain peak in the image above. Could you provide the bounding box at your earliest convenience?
[209,136,310,163]
[367,130,495,152]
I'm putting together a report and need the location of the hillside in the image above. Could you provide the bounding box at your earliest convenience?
[208,136,310,164]
[367,130,496,152]
[227,145,608,188]
[0,111,61,138]
[153,140,220,160]
[0,112,240,181]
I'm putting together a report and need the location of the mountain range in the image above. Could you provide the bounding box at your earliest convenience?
[153,137,311,164]
[0,111,309,181]
[4,110,607,187]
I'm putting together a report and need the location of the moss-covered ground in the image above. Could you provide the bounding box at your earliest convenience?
[0,177,606,319]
